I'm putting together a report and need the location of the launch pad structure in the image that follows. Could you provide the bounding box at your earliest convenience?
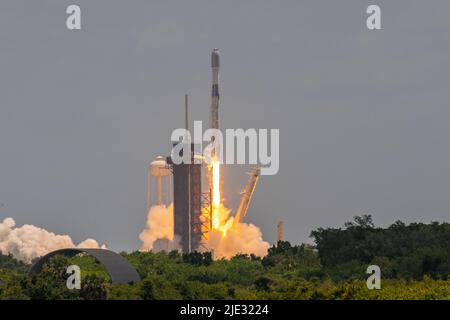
[166,142,206,253]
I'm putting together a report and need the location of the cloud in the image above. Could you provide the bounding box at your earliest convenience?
[0,217,104,263]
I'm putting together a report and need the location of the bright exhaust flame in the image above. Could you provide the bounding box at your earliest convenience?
[210,159,233,236]
[212,160,221,230]
[211,160,233,236]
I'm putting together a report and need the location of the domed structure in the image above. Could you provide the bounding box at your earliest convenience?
[149,156,171,177]
[29,248,140,284]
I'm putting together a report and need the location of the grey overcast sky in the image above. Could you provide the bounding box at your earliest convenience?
[1,1,450,251]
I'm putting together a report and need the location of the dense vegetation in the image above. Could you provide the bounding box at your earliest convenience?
[1,216,450,300]
[311,215,450,280]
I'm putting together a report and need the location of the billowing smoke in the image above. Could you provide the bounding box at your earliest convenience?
[203,203,270,259]
[139,204,180,251]
[0,217,104,263]
[139,203,270,258]
[206,220,270,259]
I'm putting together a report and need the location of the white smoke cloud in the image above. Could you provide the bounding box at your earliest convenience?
[139,204,180,251]
[205,220,270,259]
[0,217,104,263]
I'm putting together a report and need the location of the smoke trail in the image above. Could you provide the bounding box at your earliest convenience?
[0,217,104,263]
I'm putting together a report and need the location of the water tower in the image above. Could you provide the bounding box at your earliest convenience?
[146,156,171,210]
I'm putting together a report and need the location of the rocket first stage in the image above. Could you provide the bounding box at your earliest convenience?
[211,48,220,130]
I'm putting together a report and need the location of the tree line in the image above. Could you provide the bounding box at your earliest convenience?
[1,215,450,300]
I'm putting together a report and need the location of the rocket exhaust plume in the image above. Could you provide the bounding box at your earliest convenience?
[141,164,268,259]
[141,202,269,259]
[0,217,105,263]
[204,160,269,259]
[212,161,222,229]
[140,160,269,258]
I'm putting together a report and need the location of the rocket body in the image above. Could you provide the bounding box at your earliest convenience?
[211,49,220,130]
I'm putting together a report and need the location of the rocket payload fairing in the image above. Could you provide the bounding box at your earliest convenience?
[211,48,220,130]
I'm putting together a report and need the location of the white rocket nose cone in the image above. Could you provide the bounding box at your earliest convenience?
[211,49,220,68]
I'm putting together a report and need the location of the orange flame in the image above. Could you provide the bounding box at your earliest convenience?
[209,159,233,236]
[212,160,221,229]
